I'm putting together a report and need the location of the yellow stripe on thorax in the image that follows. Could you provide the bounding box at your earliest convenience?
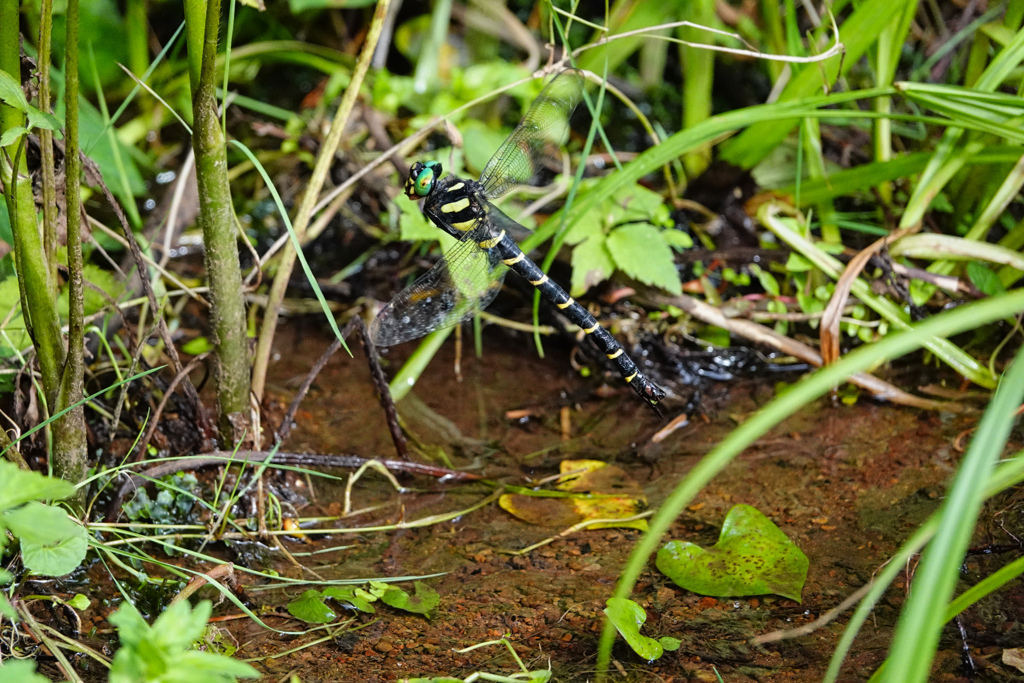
[447,182,465,192]
[441,197,470,214]
[450,219,477,232]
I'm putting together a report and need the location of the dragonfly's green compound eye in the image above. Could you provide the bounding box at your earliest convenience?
[412,162,441,197]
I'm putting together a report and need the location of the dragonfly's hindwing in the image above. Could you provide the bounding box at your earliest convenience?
[480,70,584,200]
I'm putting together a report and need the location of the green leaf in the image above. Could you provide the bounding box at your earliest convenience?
[749,264,780,297]
[0,275,30,356]
[0,126,27,148]
[58,264,125,317]
[659,636,681,651]
[570,234,615,296]
[0,595,13,620]
[967,261,1006,296]
[606,223,682,295]
[566,181,671,245]
[26,107,62,132]
[396,194,442,242]
[68,594,91,611]
[655,504,809,602]
[0,570,14,620]
[107,601,148,648]
[0,659,51,683]
[109,600,259,683]
[0,71,60,131]
[380,581,439,617]
[287,590,336,623]
[367,580,391,598]
[0,70,31,113]
[169,651,261,679]
[181,336,213,355]
[3,501,87,576]
[0,460,76,509]
[603,598,667,662]
[784,252,814,272]
[662,230,693,250]
[461,119,512,176]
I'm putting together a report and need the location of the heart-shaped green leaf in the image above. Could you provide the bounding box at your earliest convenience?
[287,590,335,623]
[4,501,87,576]
[603,598,668,662]
[655,504,808,602]
[0,461,76,510]
[381,581,439,618]
[0,659,51,683]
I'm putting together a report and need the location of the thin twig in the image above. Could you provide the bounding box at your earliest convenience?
[134,354,209,461]
[88,156,215,446]
[751,581,874,645]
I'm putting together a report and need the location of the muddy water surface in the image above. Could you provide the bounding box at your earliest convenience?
[217,325,1013,682]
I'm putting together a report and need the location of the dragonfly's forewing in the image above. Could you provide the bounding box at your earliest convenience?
[369,217,508,346]
[479,70,584,201]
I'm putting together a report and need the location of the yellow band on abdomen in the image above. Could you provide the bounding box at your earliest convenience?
[478,231,505,249]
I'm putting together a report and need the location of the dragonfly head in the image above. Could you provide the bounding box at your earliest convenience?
[405,161,442,200]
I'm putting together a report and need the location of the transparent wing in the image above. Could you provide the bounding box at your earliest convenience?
[369,217,508,346]
[479,69,584,200]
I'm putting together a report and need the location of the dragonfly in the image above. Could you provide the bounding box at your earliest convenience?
[369,69,666,412]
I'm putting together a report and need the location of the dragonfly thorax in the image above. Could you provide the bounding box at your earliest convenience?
[423,174,488,237]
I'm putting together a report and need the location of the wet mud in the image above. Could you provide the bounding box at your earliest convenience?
[70,325,1024,681]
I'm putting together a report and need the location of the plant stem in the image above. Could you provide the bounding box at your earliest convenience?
[189,0,252,444]
[0,0,63,426]
[54,0,88,503]
[38,0,58,290]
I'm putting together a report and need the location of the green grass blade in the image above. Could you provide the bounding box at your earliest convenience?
[881,346,1024,682]
[719,0,914,168]
[229,140,351,356]
[759,206,996,387]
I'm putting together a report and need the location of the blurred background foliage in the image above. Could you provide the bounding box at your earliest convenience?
[2,0,1023,404]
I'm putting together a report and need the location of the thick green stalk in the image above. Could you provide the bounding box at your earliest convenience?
[126,0,150,78]
[873,0,917,203]
[53,0,88,500]
[0,0,63,413]
[183,0,206,96]
[189,0,251,444]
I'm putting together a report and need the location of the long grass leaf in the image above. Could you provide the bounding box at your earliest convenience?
[882,346,1024,681]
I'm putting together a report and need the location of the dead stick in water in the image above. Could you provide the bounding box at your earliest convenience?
[106,450,481,522]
